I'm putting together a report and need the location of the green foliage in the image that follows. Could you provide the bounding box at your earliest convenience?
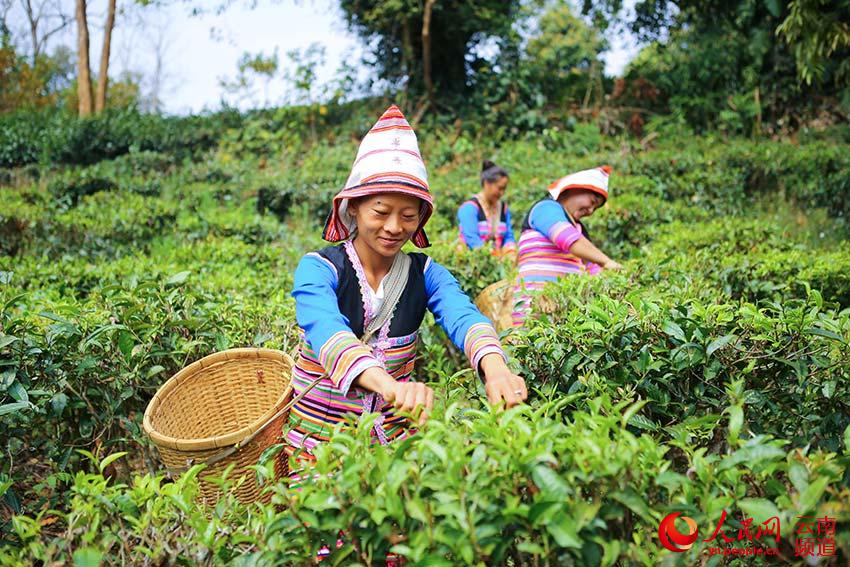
[524,3,606,106]
[0,108,241,168]
[256,402,849,564]
[0,109,53,167]
[2,401,848,565]
[338,0,522,100]
[47,172,119,207]
[0,44,73,113]
[219,49,280,106]
[0,265,297,476]
[624,25,798,132]
[623,136,850,227]
[777,0,850,87]
[512,275,850,450]
[426,244,510,298]
[1,106,848,564]
[464,33,551,139]
[600,0,846,132]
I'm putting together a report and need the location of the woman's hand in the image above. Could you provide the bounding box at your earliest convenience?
[355,367,434,425]
[603,259,623,270]
[479,353,527,408]
[385,380,434,425]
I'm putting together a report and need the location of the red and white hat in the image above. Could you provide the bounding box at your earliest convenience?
[322,105,434,248]
[547,165,611,204]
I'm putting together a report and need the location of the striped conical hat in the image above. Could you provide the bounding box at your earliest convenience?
[547,165,611,204]
[322,105,434,248]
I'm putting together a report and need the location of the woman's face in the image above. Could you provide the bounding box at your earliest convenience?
[560,189,604,220]
[348,193,423,258]
[482,175,509,203]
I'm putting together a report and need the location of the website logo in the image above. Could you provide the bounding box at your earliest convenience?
[658,512,699,552]
[657,509,837,559]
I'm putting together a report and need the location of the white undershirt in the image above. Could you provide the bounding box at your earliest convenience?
[365,277,386,316]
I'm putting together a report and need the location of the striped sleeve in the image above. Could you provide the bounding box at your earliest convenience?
[463,323,504,370]
[292,253,381,394]
[424,258,507,369]
[317,331,381,395]
[528,199,583,252]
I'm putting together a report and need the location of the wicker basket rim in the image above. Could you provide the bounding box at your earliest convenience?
[142,347,293,451]
[481,279,510,291]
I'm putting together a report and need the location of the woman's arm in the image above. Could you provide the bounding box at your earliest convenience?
[569,237,620,269]
[355,367,434,425]
[501,204,517,255]
[529,200,619,269]
[292,253,382,395]
[457,201,484,249]
[424,258,527,407]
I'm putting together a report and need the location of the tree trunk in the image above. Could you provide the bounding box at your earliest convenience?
[24,0,39,62]
[95,0,117,113]
[75,0,92,116]
[22,1,72,64]
[1,2,12,41]
[401,18,412,99]
[421,0,436,109]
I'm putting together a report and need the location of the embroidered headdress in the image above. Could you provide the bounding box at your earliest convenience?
[547,165,611,204]
[322,105,434,248]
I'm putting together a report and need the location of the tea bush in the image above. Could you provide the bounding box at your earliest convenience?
[0,108,241,168]
[1,110,848,564]
[624,138,850,229]
[511,275,850,451]
[2,399,848,565]
[426,243,511,298]
[641,218,850,308]
[0,266,299,494]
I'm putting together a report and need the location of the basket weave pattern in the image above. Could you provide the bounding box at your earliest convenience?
[475,280,515,333]
[143,348,293,504]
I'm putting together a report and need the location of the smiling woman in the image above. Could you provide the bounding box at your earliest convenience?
[456,160,517,256]
[286,105,527,473]
[348,194,423,261]
[512,166,623,327]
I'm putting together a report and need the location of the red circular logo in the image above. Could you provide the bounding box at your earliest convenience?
[659,512,699,552]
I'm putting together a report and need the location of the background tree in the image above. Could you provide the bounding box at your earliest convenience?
[74,0,92,115]
[94,0,116,112]
[20,0,71,63]
[1,1,13,38]
[1,40,56,109]
[283,42,325,141]
[338,0,523,110]
[73,0,121,116]
[777,0,850,88]
[524,2,606,109]
[219,48,279,107]
[584,0,847,133]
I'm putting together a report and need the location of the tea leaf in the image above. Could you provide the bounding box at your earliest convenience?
[707,334,736,356]
[165,271,191,286]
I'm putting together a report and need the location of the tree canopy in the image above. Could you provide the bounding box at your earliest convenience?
[338,0,523,102]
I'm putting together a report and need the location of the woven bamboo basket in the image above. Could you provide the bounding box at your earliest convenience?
[143,348,293,505]
[474,279,515,333]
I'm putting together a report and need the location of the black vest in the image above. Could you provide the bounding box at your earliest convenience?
[520,197,592,243]
[316,245,428,338]
[469,196,508,223]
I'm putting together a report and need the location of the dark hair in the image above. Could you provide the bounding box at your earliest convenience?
[481,160,508,186]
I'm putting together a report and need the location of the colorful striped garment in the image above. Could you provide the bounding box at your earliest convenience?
[457,197,517,252]
[287,242,505,463]
[512,198,601,326]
